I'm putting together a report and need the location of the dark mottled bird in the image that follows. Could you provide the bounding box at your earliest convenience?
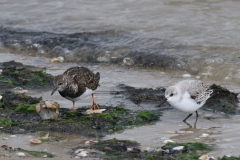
[51,67,100,112]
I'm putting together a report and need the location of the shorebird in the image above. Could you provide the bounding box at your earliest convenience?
[159,80,213,121]
[51,66,100,112]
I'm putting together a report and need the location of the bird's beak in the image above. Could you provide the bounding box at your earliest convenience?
[51,87,58,96]
[158,97,167,107]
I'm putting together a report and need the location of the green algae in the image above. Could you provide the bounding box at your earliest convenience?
[15,103,36,112]
[218,156,240,160]
[0,118,12,127]
[0,60,53,90]
[18,149,55,158]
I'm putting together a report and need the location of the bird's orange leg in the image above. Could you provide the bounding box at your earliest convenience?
[72,101,77,112]
[90,93,100,110]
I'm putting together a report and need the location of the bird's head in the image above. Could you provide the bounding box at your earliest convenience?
[165,86,179,103]
[51,74,68,95]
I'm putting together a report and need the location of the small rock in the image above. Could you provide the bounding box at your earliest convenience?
[75,156,80,159]
[75,149,85,154]
[167,131,177,134]
[199,155,208,160]
[185,131,194,134]
[163,140,175,144]
[1,145,8,148]
[196,76,201,79]
[50,57,64,63]
[85,141,90,144]
[127,148,133,152]
[2,137,8,140]
[17,152,26,157]
[200,133,209,137]
[183,74,191,78]
[10,135,17,138]
[17,90,29,94]
[77,151,88,157]
[36,100,60,120]
[43,155,47,158]
[123,57,134,66]
[172,146,184,151]
[0,69,2,74]
[0,127,3,129]
[0,95,2,100]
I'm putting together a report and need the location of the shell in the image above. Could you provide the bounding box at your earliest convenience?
[35,100,60,120]
[85,109,106,114]
[30,139,42,144]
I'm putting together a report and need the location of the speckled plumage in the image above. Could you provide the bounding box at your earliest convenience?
[51,66,100,112]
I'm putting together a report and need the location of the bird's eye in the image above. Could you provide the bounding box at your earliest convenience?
[58,83,62,85]
[170,93,174,97]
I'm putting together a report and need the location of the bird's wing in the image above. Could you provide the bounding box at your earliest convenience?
[179,80,213,104]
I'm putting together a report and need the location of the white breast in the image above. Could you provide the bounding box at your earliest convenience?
[169,92,204,113]
[65,87,94,101]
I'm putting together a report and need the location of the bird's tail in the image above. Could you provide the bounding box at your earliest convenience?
[95,72,100,81]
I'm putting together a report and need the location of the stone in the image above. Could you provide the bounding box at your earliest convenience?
[172,146,184,150]
[36,100,60,120]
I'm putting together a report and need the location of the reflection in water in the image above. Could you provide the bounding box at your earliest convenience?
[183,115,198,129]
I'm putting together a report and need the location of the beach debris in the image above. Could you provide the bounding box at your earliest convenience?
[30,139,42,144]
[123,57,134,66]
[200,133,209,137]
[182,74,191,78]
[163,140,175,144]
[77,151,88,157]
[17,90,29,94]
[199,155,215,160]
[1,145,8,148]
[85,109,106,114]
[172,146,184,151]
[10,135,17,138]
[17,152,26,157]
[38,133,49,141]
[2,137,8,140]
[167,131,177,134]
[35,100,60,120]
[50,57,64,63]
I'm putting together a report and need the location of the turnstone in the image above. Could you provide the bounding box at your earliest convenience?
[51,66,100,112]
[159,80,213,121]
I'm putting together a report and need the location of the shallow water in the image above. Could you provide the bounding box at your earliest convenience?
[1,52,240,158]
[1,0,240,158]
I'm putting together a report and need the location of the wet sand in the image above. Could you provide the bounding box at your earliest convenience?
[0,52,240,159]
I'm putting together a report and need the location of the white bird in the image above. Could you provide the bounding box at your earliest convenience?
[159,80,213,121]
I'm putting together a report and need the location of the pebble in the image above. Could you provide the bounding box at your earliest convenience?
[85,141,90,144]
[0,69,2,74]
[0,95,2,100]
[10,135,17,138]
[17,152,26,157]
[163,140,175,144]
[123,57,134,66]
[167,131,177,134]
[127,148,133,152]
[43,155,47,158]
[185,131,194,134]
[200,133,209,137]
[2,137,8,140]
[75,156,80,159]
[0,127,3,129]
[177,131,185,134]
[50,57,64,63]
[172,146,184,151]
[182,74,191,78]
[77,151,88,157]
[75,149,85,154]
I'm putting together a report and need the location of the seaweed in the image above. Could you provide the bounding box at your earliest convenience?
[0,60,53,90]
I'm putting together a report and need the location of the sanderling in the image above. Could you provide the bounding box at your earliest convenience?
[159,80,213,121]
